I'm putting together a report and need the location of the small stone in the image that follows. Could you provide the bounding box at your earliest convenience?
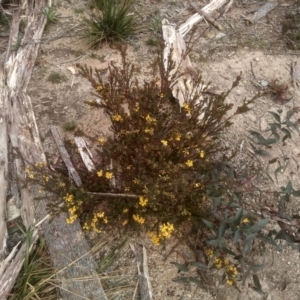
[255,57,260,62]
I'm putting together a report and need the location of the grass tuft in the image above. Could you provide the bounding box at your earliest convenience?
[47,71,67,84]
[81,0,140,48]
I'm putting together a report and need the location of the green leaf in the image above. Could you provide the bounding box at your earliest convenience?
[233,228,242,244]
[281,181,293,195]
[275,230,295,243]
[218,222,227,239]
[269,111,281,122]
[250,263,267,271]
[202,219,216,230]
[243,239,252,254]
[249,219,269,234]
[170,262,189,273]
[257,234,278,248]
[258,138,276,145]
[281,128,292,142]
[268,158,277,164]
[228,208,243,225]
[252,274,264,295]
[190,262,209,271]
[221,247,237,256]
[207,239,219,247]
[246,233,257,241]
[254,149,271,157]
[248,130,266,143]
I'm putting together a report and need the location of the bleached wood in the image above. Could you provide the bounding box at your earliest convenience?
[51,126,83,187]
[178,0,227,37]
[162,0,228,109]
[74,136,96,172]
[0,61,8,256]
[130,244,153,300]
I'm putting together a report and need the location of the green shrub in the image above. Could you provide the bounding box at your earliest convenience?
[81,0,140,48]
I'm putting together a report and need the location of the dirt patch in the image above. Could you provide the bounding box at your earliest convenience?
[22,0,300,298]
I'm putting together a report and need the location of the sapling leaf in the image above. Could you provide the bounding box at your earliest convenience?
[249,218,269,234]
[257,234,278,248]
[252,274,264,295]
[275,230,295,243]
[190,262,209,271]
[233,228,242,244]
[218,221,227,239]
[258,138,276,145]
[207,239,219,247]
[254,149,271,157]
[248,130,266,143]
[246,233,257,241]
[269,111,281,122]
[268,158,277,164]
[202,219,216,230]
[170,262,189,273]
[228,207,243,225]
[281,128,291,142]
[281,181,293,195]
[250,263,267,271]
[172,276,201,285]
[243,239,252,254]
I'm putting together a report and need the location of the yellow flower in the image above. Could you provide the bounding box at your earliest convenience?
[68,206,77,214]
[241,218,250,224]
[226,265,238,277]
[144,128,154,135]
[145,114,156,124]
[194,183,200,188]
[133,214,145,224]
[123,208,129,213]
[105,172,113,179]
[159,222,174,238]
[186,160,193,167]
[66,214,77,224]
[97,170,103,177]
[149,232,160,245]
[103,217,108,224]
[175,134,181,141]
[214,257,223,269]
[200,150,205,158]
[96,85,103,91]
[64,193,74,203]
[161,140,168,146]
[124,187,130,192]
[183,149,189,155]
[43,176,49,182]
[59,182,66,187]
[139,196,148,207]
[205,248,214,258]
[25,167,30,174]
[98,138,105,145]
[112,114,123,122]
[133,178,140,184]
[83,223,89,230]
[226,279,234,286]
[158,93,165,98]
[29,173,35,179]
[97,212,105,218]
[183,102,191,113]
[122,220,128,226]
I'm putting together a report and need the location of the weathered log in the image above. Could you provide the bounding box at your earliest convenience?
[162,0,228,109]
[130,244,153,300]
[0,1,108,299]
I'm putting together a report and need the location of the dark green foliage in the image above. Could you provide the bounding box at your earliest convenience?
[76,46,254,231]
[82,0,140,48]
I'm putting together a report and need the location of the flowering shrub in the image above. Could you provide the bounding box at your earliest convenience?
[72,45,256,244]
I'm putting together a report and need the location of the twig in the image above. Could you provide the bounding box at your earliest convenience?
[86,192,139,199]
[190,3,223,31]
